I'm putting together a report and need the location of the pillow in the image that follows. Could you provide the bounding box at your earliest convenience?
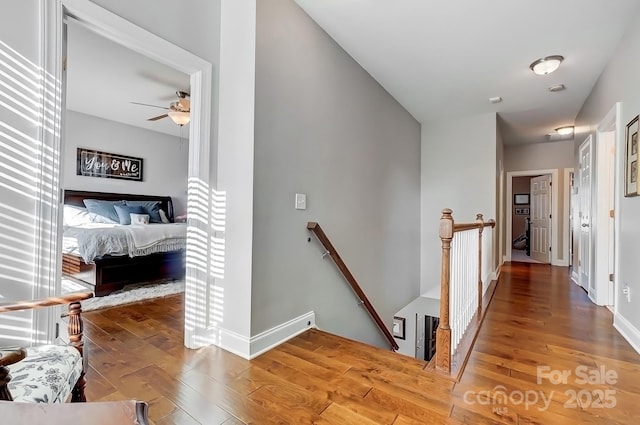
[82,199,125,223]
[125,200,162,223]
[130,213,150,225]
[63,205,92,226]
[158,209,170,224]
[114,204,145,225]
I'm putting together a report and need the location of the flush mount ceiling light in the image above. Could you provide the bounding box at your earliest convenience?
[168,110,190,126]
[488,96,503,104]
[555,125,574,136]
[530,55,564,75]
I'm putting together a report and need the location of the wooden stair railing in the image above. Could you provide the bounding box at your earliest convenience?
[435,209,495,374]
[307,222,399,351]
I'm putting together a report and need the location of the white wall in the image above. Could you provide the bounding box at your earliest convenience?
[87,0,256,352]
[0,0,45,344]
[64,111,188,215]
[1,0,257,353]
[574,14,640,352]
[421,113,497,296]
[252,0,421,349]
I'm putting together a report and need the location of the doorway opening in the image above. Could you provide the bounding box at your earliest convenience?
[505,168,571,266]
[41,0,213,346]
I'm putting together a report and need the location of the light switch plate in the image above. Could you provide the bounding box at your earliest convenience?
[295,193,307,210]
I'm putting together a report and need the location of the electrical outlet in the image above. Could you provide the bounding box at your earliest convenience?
[623,284,631,302]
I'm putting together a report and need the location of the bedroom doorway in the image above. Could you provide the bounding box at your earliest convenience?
[42,0,214,348]
[60,17,192,297]
[505,168,568,266]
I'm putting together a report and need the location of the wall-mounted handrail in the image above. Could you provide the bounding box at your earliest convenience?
[307,222,399,351]
[436,209,495,374]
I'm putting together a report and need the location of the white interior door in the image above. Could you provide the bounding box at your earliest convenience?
[530,175,552,263]
[579,137,593,291]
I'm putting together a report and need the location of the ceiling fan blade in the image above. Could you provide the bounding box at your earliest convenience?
[147,114,168,121]
[130,101,169,110]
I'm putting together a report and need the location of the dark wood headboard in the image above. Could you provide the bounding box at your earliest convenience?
[64,190,175,222]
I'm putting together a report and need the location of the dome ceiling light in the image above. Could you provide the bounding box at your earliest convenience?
[555,126,574,136]
[530,55,564,75]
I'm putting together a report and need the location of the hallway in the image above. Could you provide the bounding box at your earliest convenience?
[82,262,640,424]
[452,262,640,424]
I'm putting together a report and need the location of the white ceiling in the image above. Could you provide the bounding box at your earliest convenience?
[66,2,640,146]
[294,0,640,145]
[66,19,190,138]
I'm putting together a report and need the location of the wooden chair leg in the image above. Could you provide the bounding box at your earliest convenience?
[68,301,87,403]
[0,366,13,401]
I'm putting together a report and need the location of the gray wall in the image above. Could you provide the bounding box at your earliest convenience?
[252,0,421,347]
[574,15,640,338]
[504,140,575,172]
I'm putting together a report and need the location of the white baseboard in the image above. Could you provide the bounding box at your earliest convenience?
[249,311,316,359]
[218,328,251,359]
[613,313,640,355]
[570,270,580,286]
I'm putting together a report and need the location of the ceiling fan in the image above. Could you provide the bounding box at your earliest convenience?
[131,91,191,126]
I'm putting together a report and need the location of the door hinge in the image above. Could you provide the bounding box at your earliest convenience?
[63,56,67,71]
[55,322,60,339]
[550,181,552,186]
[610,210,615,218]
[549,214,552,219]
[609,273,614,282]
[549,246,552,252]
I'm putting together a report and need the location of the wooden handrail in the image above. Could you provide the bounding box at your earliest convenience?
[436,209,495,374]
[0,291,93,313]
[307,222,399,351]
[453,220,495,233]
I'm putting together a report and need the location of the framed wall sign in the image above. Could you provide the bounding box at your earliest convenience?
[77,148,143,181]
[514,193,530,205]
[625,115,639,196]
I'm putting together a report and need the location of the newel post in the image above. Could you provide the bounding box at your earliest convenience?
[436,209,454,373]
[476,213,484,317]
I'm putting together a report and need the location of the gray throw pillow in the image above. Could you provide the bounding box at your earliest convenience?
[125,200,162,223]
[114,204,145,225]
[82,199,125,223]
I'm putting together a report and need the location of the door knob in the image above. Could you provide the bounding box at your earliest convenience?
[581,223,589,227]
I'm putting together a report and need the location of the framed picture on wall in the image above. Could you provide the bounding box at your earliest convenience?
[625,115,639,196]
[514,193,530,205]
[392,316,405,340]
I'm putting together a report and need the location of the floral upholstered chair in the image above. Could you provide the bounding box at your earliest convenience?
[0,292,92,403]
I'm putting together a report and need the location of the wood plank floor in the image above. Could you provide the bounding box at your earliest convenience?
[82,262,640,424]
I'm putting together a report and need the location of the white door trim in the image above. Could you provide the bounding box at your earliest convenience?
[506,169,567,266]
[42,0,213,345]
[596,103,621,309]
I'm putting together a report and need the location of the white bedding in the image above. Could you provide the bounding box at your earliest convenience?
[63,223,187,263]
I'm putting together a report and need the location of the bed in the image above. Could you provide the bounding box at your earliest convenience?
[61,190,186,296]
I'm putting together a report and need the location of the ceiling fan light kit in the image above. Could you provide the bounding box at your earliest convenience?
[530,55,564,75]
[168,110,190,126]
[134,90,191,126]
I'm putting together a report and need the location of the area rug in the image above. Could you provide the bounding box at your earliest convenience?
[62,278,184,312]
